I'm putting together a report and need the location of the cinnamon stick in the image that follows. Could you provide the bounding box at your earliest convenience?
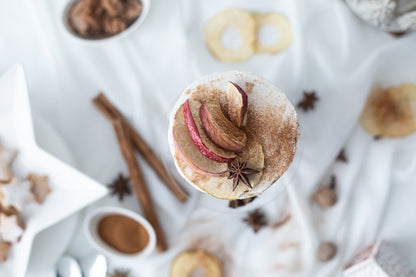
[112,119,168,252]
[92,93,188,202]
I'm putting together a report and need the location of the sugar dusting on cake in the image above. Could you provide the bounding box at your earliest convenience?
[168,71,298,199]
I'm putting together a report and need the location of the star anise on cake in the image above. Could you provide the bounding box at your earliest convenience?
[108,269,133,277]
[244,209,267,233]
[297,91,319,112]
[228,161,259,191]
[108,173,131,201]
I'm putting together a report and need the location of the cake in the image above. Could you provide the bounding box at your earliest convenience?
[168,71,298,200]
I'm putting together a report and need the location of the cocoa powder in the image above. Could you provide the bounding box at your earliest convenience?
[98,214,149,254]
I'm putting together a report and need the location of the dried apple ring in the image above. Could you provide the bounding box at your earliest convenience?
[170,250,223,277]
[360,83,416,138]
[204,9,255,62]
[254,13,293,54]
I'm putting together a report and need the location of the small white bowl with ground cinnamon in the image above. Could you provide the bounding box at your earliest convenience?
[60,0,149,45]
[84,206,156,259]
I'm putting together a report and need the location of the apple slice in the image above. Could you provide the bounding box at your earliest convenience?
[226,82,248,127]
[200,99,247,152]
[184,99,236,163]
[184,126,264,200]
[173,105,228,176]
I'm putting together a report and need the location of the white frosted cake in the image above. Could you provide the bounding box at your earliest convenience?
[168,71,298,200]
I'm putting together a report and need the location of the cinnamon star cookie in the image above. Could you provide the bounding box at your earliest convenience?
[0,241,11,262]
[0,212,24,244]
[0,178,35,212]
[28,174,51,204]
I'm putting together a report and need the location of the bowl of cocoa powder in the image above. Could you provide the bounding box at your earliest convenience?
[60,0,149,44]
[84,206,156,259]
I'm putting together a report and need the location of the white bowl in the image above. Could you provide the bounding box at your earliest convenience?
[84,206,156,260]
[59,0,150,45]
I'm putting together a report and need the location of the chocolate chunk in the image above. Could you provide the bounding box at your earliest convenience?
[124,0,143,21]
[68,0,143,39]
[69,1,102,37]
[103,15,126,35]
[102,0,123,17]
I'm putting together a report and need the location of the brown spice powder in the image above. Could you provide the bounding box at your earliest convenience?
[98,214,149,254]
[177,78,298,196]
[245,82,255,94]
[246,100,298,186]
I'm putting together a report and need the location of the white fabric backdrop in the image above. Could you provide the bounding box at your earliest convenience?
[1,0,416,276]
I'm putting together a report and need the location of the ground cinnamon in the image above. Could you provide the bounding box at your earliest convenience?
[98,214,149,254]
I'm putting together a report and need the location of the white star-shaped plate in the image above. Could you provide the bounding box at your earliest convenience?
[0,65,108,276]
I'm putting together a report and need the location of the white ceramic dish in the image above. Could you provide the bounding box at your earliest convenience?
[84,206,156,260]
[25,117,80,277]
[59,0,150,45]
[0,65,108,277]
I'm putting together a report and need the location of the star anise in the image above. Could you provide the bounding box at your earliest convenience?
[244,209,267,233]
[229,196,256,208]
[336,149,347,163]
[297,91,319,112]
[228,161,259,191]
[108,173,131,201]
[108,269,133,277]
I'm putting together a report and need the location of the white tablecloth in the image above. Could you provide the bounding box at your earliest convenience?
[1,0,416,276]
